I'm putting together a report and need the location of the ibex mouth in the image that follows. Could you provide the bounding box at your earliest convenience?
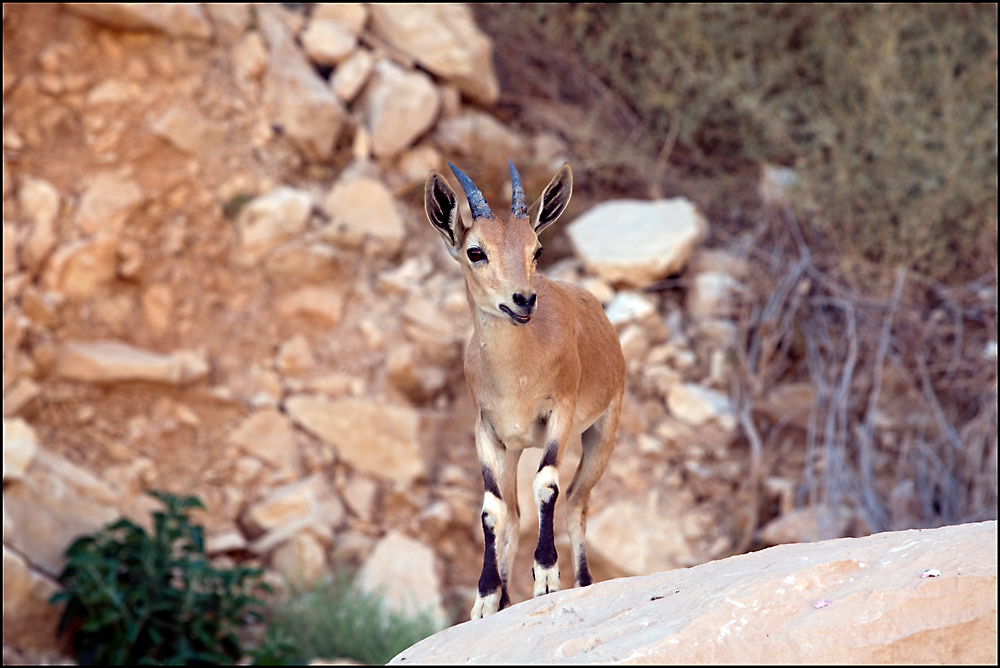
[499,304,532,326]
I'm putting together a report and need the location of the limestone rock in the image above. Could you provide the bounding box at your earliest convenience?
[284,395,425,484]
[432,111,528,165]
[357,60,440,159]
[359,531,448,629]
[75,172,145,234]
[3,377,41,418]
[391,521,998,665]
[567,198,708,287]
[236,187,313,263]
[301,18,356,66]
[202,3,251,42]
[3,418,39,482]
[276,334,315,376]
[18,176,59,272]
[54,340,208,384]
[275,286,346,327]
[312,3,368,37]
[666,382,737,432]
[587,502,693,577]
[4,447,119,575]
[758,505,854,546]
[232,31,268,81]
[603,291,657,328]
[322,175,404,254]
[330,48,374,103]
[686,271,742,320]
[64,3,213,39]
[368,5,499,106]
[260,5,346,161]
[2,546,63,653]
[244,473,344,540]
[228,408,299,472]
[272,530,328,587]
[44,234,118,300]
[150,106,227,155]
[265,240,343,286]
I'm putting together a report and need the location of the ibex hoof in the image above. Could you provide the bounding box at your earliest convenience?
[532,564,561,597]
[471,589,502,619]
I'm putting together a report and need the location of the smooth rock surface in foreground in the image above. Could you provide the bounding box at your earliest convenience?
[391,521,997,664]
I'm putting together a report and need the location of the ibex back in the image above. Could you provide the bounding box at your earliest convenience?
[425,161,626,619]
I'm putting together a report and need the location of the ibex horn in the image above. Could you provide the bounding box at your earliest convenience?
[509,159,527,217]
[448,162,492,220]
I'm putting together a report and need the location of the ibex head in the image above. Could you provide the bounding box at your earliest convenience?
[425,160,573,326]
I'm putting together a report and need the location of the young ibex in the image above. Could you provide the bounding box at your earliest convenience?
[424,161,626,619]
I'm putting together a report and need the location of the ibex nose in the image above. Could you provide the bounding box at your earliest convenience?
[512,292,537,310]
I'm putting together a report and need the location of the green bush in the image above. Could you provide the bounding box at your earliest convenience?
[260,575,438,665]
[51,491,269,665]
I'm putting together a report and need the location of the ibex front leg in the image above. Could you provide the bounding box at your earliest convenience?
[472,421,511,619]
[532,407,573,597]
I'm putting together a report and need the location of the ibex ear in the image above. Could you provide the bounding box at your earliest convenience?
[528,163,573,234]
[425,170,464,260]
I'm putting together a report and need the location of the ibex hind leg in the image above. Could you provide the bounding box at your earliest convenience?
[566,399,620,588]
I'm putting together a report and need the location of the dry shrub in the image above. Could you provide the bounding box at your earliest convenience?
[475,4,997,285]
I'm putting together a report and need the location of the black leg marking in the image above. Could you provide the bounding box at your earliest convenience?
[533,486,559,568]
[577,547,593,587]
[478,511,502,596]
[482,465,502,499]
[538,442,558,471]
[499,586,511,610]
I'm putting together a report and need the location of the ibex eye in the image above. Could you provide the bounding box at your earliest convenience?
[467,247,487,263]
[533,247,543,262]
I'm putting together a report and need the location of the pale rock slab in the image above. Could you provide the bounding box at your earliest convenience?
[322,175,404,254]
[265,240,342,286]
[2,546,63,653]
[391,521,998,665]
[330,48,374,103]
[272,530,328,587]
[150,106,227,155]
[284,395,425,485]
[758,505,854,546]
[228,408,298,472]
[275,286,346,327]
[666,382,737,432]
[3,446,119,575]
[359,531,448,629]
[244,473,344,539]
[686,270,742,320]
[312,3,368,37]
[567,198,708,287]
[368,4,499,106]
[44,234,118,300]
[357,60,440,159]
[17,176,59,271]
[275,334,315,376]
[3,418,39,482]
[301,18,356,66]
[54,340,208,384]
[64,3,213,39]
[587,501,694,577]
[232,31,268,81]
[603,291,657,328]
[259,5,346,161]
[432,111,528,165]
[236,187,313,263]
[202,3,251,42]
[75,171,145,235]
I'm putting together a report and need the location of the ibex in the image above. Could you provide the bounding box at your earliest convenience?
[424,160,626,619]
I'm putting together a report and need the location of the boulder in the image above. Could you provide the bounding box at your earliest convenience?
[586,501,694,577]
[4,446,119,575]
[3,418,39,482]
[259,5,346,161]
[64,3,213,39]
[330,49,374,103]
[368,5,499,106]
[312,3,368,37]
[274,286,346,328]
[356,60,440,159]
[666,382,737,432]
[150,106,227,155]
[73,171,145,234]
[566,198,708,287]
[2,546,63,653]
[432,111,528,165]
[301,18,356,66]
[321,175,404,254]
[18,176,59,272]
[54,340,208,384]
[272,530,328,588]
[228,408,299,473]
[685,271,742,320]
[391,521,998,665]
[284,395,425,485]
[359,531,448,629]
[43,234,118,300]
[236,187,314,263]
[244,474,344,548]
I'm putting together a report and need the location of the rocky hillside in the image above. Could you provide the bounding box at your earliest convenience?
[391,521,998,664]
[2,4,996,663]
